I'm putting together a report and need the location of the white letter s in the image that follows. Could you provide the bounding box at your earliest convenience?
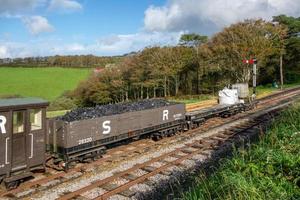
[102,120,111,134]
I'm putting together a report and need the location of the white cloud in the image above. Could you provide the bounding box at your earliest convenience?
[144,0,300,35]
[64,32,182,55]
[66,43,85,51]
[0,45,11,58]
[0,1,55,36]
[0,42,38,58]
[0,0,45,14]
[48,0,82,12]
[93,31,183,54]
[22,16,54,35]
[0,31,183,58]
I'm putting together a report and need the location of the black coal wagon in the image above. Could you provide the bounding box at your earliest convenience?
[48,99,186,168]
[0,98,48,188]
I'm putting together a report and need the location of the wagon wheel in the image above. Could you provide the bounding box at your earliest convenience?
[91,151,102,161]
[151,134,160,141]
[0,178,5,190]
[5,180,19,190]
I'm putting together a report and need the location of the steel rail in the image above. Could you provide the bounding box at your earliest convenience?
[60,94,300,200]
[0,140,153,197]
[1,86,300,199]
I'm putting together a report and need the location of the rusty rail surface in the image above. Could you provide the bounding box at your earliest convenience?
[59,91,300,199]
[1,86,300,199]
[0,140,154,197]
[59,118,266,199]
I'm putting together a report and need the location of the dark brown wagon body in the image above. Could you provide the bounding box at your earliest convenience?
[48,104,186,164]
[0,98,48,187]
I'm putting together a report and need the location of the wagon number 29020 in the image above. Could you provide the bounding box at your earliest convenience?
[78,137,92,145]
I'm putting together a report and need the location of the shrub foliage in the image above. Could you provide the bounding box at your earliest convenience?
[182,103,300,200]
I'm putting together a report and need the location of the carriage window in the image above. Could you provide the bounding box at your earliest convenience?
[13,111,25,134]
[30,109,42,130]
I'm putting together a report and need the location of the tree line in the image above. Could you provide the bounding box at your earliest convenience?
[2,15,297,108]
[0,55,123,68]
[69,15,299,106]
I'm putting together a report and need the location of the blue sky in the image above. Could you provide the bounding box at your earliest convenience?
[0,0,299,58]
[2,1,164,42]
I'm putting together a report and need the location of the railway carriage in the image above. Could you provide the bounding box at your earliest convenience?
[0,98,48,188]
[47,102,186,169]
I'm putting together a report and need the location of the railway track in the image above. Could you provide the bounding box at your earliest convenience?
[0,117,231,199]
[57,88,300,200]
[186,86,300,112]
[57,99,297,200]
[57,128,254,200]
[1,86,300,199]
[0,140,155,198]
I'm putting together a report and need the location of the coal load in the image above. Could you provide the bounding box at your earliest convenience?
[58,99,178,122]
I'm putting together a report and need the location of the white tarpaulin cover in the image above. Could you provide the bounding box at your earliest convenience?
[219,88,239,105]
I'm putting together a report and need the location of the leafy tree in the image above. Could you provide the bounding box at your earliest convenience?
[71,18,297,105]
[273,15,300,82]
[273,15,300,36]
[179,33,209,94]
[209,19,287,83]
[0,55,123,68]
[179,33,208,47]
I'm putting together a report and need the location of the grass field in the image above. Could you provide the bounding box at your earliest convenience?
[182,102,300,200]
[0,67,91,101]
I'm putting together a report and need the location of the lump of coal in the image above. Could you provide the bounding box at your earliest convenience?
[58,99,179,122]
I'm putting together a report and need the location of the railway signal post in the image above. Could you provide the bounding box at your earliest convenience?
[253,59,257,97]
[243,58,257,98]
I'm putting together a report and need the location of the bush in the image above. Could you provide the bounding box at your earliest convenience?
[182,102,300,200]
[48,95,77,111]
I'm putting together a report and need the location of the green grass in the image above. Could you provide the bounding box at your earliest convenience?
[182,102,300,200]
[168,95,215,104]
[255,81,300,98]
[47,110,69,118]
[0,67,90,101]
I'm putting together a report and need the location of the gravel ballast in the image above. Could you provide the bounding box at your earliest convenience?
[9,102,288,200]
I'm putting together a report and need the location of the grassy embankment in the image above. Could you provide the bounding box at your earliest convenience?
[182,102,300,200]
[0,67,90,101]
[0,67,90,117]
[255,81,300,98]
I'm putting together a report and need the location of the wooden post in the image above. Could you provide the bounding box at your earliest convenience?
[280,54,283,90]
[164,76,167,97]
[253,61,257,96]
